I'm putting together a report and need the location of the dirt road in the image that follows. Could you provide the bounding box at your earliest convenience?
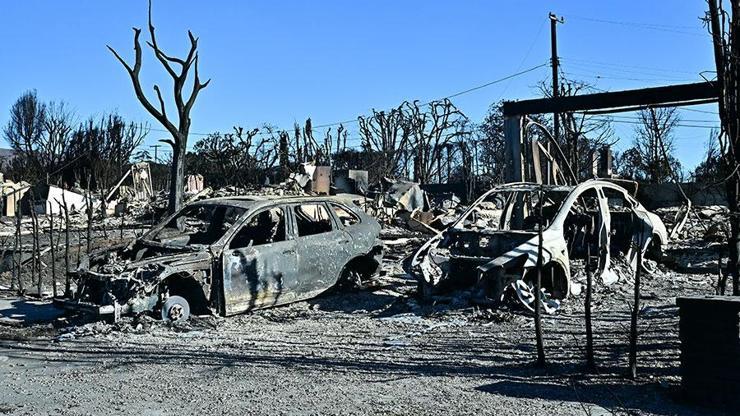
[0,238,727,415]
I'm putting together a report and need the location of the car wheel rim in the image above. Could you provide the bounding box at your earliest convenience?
[513,280,560,314]
[168,304,184,321]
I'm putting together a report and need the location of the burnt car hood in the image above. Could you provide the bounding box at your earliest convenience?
[78,240,212,276]
[442,228,537,259]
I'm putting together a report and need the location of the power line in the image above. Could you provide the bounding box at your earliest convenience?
[494,16,550,102]
[586,113,719,125]
[607,115,718,124]
[561,57,700,76]
[432,62,549,102]
[144,62,549,138]
[590,117,719,129]
[562,70,696,83]
[680,107,719,115]
[568,15,707,37]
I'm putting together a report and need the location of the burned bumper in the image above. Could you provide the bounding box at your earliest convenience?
[62,267,162,321]
[54,298,131,320]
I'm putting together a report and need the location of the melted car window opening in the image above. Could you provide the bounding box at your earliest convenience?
[294,203,333,237]
[332,204,360,227]
[153,205,246,246]
[230,208,285,249]
[564,189,602,260]
[461,190,568,232]
[602,187,637,255]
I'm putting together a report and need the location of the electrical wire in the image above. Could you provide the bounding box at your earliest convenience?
[560,57,700,76]
[144,62,549,139]
[562,71,696,83]
[567,15,707,37]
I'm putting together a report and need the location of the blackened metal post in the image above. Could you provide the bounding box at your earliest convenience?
[629,220,643,379]
[585,243,595,369]
[535,188,546,366]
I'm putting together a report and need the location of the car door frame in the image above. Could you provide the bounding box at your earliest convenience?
[288,201,352,298]
[219,203,300,315]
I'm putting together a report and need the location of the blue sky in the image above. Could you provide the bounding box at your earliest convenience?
[0,1,718,171]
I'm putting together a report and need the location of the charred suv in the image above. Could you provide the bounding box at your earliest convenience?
[408,180,667,313]
[59,196,383,321]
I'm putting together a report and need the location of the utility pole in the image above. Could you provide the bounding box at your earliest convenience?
[150,144,163,164]
[549,12,564,183]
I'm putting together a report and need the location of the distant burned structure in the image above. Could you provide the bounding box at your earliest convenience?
[501,82,719,185]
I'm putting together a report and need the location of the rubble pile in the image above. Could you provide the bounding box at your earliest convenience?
[352,178,466,235]
[655,205,729,242]
[655,205,729,274]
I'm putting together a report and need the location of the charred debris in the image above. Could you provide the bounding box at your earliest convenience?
[0,152,721,322]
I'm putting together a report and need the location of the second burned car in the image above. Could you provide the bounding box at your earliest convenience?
[408,179,667,313]
[60,196,383,321]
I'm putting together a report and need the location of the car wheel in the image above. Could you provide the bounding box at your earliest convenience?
[161,295,190,322]
[513,280,560,314]
[337,269,363,291]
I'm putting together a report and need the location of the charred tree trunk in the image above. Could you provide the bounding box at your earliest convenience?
[13,205,23,293]
[279,132,289,181]
[61,198,71,297]
[76,229,82,268]
[108,0,210,215]
[168,141,187,214]
[11,213,18,292]
[32,215,41,297]
[85,189,93,255]
[49,211,57,298]
[28,194,39,297]
[294,123,302,165]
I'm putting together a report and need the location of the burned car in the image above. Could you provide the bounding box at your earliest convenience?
[408,180,667,313]
[58,196,383,321]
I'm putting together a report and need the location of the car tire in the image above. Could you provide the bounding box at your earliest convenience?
[161,295,191,322]
[337,268,363,291]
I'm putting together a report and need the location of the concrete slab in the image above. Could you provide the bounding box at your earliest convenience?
[0,297,64,326]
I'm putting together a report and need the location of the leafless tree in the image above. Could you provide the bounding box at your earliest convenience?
[621,107,681,183]
[299,119,333,166]
[67,115,147,199]
[108,0,210,215]
[478,102,508,183]
[293,122,304,165]
[3,90,47,182]
[539,78,615,179]
[404,99,470,184]
[358,105,411,179]
[189,126,279,187]
[692,129,725,183]
[40,101,76,184]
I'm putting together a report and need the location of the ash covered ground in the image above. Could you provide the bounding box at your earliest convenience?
[0,221,729,416]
